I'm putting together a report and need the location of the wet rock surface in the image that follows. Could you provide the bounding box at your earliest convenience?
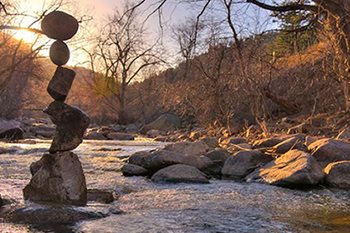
[44,101,90,153]
[23,152,87,206]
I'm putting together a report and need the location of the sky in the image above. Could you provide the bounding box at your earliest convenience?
[8,0,276,67]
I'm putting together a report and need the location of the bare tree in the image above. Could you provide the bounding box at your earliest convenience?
[93,3,165,124]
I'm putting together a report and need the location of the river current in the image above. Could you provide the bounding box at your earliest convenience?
[0,139,349,233]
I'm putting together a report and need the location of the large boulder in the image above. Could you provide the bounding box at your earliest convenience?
[44,101,90,153]
[141,113,181,133]
[222,150,273,179]
[151,164,209,184]
[0,119,24,140]
[324,161,350,189]
[127,149,214,174]
[23,152,87,206]
[41,11,79,40]
[164,141,209,156]
[308,138,350,168]
[246,150,324,188]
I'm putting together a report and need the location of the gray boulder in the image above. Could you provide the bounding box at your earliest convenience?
[44,101,90,153]
[0,119,24,140]
[222,150,273,179]
[141,113,181,133]
[246,150,324,188]
[122,163,149,176]
[309,138,350,168]
[151,164,209,184]
[23,152,87,206]
[324,161,350,189]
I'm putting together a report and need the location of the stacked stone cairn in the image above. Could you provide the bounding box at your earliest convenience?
[23,11,90,206]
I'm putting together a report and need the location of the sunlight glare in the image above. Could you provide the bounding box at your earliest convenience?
[12,29,40,44]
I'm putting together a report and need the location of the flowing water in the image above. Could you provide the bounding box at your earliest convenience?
[0,139,349,233]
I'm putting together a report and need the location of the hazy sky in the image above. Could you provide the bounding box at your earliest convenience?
[11,0,275,66]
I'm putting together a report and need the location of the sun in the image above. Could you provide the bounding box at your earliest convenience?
[12,29,40,44]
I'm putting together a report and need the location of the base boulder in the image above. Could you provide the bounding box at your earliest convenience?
[23,152,87,206]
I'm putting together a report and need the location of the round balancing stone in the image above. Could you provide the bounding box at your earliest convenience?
[49,40,70,66]
[41,11,79,41]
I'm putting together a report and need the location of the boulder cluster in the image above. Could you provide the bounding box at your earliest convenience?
[23,11,90,206]
[122,134,350,189]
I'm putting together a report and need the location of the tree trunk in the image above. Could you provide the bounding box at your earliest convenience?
[118,84,127,124]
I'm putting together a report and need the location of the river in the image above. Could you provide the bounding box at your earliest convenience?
[0,139,349,233]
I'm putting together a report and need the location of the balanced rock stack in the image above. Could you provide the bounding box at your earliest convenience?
[23,11,90,206]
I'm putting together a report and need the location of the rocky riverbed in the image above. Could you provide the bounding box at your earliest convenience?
[0,139,350,233]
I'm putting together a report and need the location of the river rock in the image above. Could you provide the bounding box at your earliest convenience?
[252,137,284,148]
[23,152,87,206]
[0,119,24,140]
[199,136,219,149]
[141,113,181,133]
[271,136,306,154]
[122,163,149,176]
[44,101,90,153]
[151,164,209,184]
[84,130,106,140]
[41,11,79,40]
[324,161,350,189]
[6,205,108,224]
[128,149,214,174]
[47,67,76,102]
[308,138,350,168]
[222,150,273,179]
[106,132,134,141]
[204,148,230,166]
[87,189,117,203]
[164,141,209,156]
[220,137,247,146]
[246,150,324,188]
[49,40,70,66]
